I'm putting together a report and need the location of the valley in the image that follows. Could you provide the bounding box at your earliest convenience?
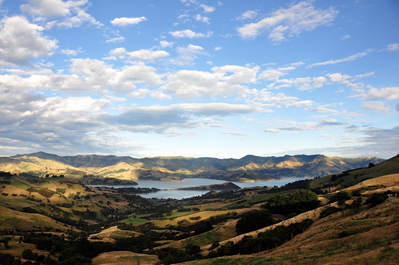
[0,153,398,264]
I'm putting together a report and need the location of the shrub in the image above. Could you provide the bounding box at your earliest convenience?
[330,190,352,203]
[236,209,274,235]
[320,206,340,218]
[365,193,388,207]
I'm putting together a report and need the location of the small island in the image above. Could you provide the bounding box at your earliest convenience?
[175,182,240,191]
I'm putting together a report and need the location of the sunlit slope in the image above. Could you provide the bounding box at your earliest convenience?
[310,154,399,190]
[0,152,384,180]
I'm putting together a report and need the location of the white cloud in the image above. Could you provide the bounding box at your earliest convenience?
[194,14,210,24]
[237,10,257,20]
[105,36,125,43]
[0,16,58,66]
[0,90,118,154]
[361,101,391,113]
[0,58,163,95]
[361,86,399,100]
[159,40,173,48]
[237,1,337,43]
[169,29,212,38]
[306,106,340,115]
[258,69,288,81]
[170,44,206,66]
[60,47,81,56]
[309,49,372,67]
[127,49,169,62]
[161,65,258,98]
[200,4,215,13]
[266,119,344,132]
[20,0,71,17]
[100,102,264,135]
[22,0,103,29]
[110,47,127,58]
[243,88,314,108]
[222,130,250,136]
[385,43,399,52]
[341,34,351,40]
[276,76,328,90]
[110,16,147,27]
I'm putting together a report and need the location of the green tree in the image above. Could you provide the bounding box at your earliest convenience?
[264,190,320,215]
[236,210,274,235]
[330,190,352,203]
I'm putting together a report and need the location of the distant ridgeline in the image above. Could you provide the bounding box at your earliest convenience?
[0,152,384,182]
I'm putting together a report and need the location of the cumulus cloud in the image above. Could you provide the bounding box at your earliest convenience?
[360,86,399,100]
[194,14,210,24]
[0,90,117,154]
[20,0,71,17]
[169,29,212,38]
[22,0,102,28]
[309,49,372,67]
[237,1,337,43]
[161,65,258,98]
[171,44,206,65]
[258,69,289,81]
[110,16,147,26]
[200,4,215,13]
[127,49,169,62]
[0,58,163,95]
[0,16,58,66]
[159,40,173,48]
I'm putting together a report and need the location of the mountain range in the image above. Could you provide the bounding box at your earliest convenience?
[0,152,384,182]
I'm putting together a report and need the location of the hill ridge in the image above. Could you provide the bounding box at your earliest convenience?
[3,152,384,182]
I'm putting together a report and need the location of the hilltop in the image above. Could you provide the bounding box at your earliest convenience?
[0,152,384,182]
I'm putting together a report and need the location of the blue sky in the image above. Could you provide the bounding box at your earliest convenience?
[0,0,398,159]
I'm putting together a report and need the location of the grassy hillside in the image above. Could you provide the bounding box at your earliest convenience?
[310,154,399,191]
[0,153,398,265]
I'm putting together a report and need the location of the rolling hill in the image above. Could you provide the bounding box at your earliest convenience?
[0,152,384,182]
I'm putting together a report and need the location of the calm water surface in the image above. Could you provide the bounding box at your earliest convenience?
[104,177,302,200]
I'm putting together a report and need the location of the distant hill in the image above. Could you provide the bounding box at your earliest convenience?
[0,152,385,182]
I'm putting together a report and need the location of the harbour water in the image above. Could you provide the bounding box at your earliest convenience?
[102,177,303,200]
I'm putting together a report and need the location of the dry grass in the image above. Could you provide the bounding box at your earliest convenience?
[0,206,70,231]
[92,251,160,265]
[88,226,141,243]
[176,198,399,265]
[346,173,399,193]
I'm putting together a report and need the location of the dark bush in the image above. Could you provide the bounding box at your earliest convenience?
[320,206,340,218]
[365,193,388,207]
[236,209,274,235]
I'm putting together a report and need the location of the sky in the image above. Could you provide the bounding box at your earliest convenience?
[0,0,398,159]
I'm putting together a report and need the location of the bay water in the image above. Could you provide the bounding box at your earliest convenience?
[102,177,302,200]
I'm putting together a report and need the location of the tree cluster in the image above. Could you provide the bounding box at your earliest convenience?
[262,190,320,215]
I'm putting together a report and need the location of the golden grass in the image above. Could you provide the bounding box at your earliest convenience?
[347,174,399,192]
[92,251,160,265]
[150,210,235,227]
[0,206,70,231]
